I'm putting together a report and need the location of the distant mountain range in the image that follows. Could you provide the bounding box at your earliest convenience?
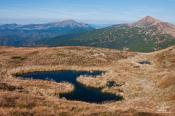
[1,16,175,52]
[0,20,94,46]
[38,16,175,52]
[90,24,112,29]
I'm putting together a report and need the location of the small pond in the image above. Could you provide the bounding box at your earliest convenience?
[17,70,122,103]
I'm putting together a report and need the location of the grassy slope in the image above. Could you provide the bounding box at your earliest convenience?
[0,46,175,115]
[40,26,175,52]
[0,46,137,115]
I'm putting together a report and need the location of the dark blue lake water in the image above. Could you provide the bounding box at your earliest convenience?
[18,70,122,103]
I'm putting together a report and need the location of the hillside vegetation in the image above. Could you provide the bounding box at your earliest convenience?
[40,16,175,52]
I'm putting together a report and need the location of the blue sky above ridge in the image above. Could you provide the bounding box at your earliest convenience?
[0,0,174,24]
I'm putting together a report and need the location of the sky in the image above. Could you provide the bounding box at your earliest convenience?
[0,0,175,24]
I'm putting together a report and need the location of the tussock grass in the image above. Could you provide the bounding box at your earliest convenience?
[0,46,175,115]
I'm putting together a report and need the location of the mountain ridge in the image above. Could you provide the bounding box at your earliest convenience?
[42,16,175,52]
[1,16,175,52]
[0,20,92,30]
[0,20,94,46]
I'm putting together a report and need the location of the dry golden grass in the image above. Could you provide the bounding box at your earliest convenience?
[77,75,107,89]
[153,46,175,69]
[0,46,175,115]
[0,46,135,69]
[158,72,175,88]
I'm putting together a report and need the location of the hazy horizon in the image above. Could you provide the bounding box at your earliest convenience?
[0,0,175,25]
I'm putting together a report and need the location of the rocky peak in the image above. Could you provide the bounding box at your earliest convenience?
[132,16,175,38]
[133,16,161,27]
